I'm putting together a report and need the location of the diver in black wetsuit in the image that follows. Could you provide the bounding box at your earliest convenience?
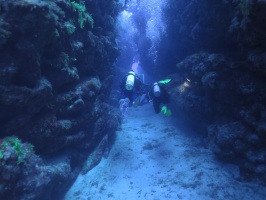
[148,82,170,114]
[119,70,143,105]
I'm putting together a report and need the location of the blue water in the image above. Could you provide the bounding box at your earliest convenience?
[116,0,168,72]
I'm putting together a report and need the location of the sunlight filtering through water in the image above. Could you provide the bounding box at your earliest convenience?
[141,0,166,45]
[116,0,168,65]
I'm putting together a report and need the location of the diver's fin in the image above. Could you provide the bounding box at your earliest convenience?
[158,79,171,85]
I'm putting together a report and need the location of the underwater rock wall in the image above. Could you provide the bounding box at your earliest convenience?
[162,0,266,184]
[0,0,121,199]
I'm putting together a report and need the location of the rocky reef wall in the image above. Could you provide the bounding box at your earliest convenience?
[160,0,266,185]
[0,0,121,199]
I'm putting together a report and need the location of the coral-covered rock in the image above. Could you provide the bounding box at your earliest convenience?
[0,136,75,200]
[208,122,248,161]
[169,52,266,184]
[0,0,121,199]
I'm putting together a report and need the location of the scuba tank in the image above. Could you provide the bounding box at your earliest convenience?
[126,71,135,90]
[153,82,161,97]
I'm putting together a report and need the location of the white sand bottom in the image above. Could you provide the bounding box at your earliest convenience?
[64,103,266,200]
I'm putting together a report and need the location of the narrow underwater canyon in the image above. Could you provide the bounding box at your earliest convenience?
[0,0,266,199]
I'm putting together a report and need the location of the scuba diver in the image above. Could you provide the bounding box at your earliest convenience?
[119,70,143,115]
[149,81,171,115]
[138,79,172,116]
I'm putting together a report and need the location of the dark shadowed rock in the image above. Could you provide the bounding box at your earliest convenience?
[0,0,121,199]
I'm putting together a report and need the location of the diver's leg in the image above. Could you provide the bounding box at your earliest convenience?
[138,94,149,106]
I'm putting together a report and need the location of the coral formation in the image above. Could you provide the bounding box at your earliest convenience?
[0,0,121,199]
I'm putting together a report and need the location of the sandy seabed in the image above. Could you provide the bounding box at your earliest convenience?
[64,103,266,200]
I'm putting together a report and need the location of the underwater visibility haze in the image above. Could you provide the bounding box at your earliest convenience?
[0,0,266,199]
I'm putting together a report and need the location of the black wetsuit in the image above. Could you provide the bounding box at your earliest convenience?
[149,85,170,114]
[120,74,143,102]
